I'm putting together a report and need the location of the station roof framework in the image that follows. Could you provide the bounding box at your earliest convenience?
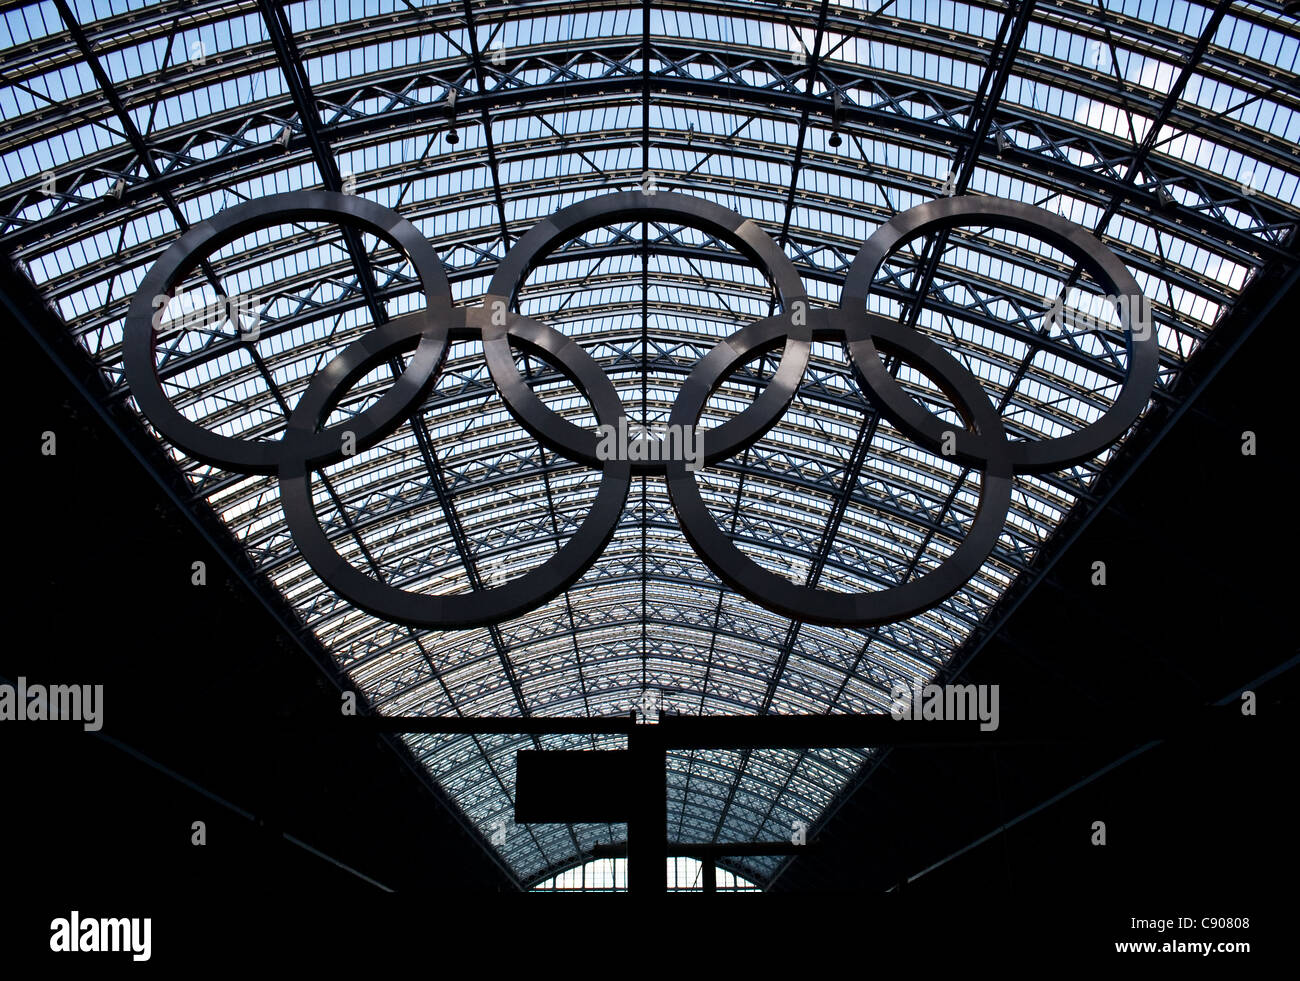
[1,0,1297,887]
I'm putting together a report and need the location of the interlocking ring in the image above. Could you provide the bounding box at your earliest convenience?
[666,305,1015,626]
[841,196,1159,474]
[125,190,1157,629]
[124,191,454,474]
[278,305,630,628]
[481,190,811,469]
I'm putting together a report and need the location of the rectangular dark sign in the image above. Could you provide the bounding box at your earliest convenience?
[514,750,634,823]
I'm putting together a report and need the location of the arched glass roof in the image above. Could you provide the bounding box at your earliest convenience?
[2,0,1296,889]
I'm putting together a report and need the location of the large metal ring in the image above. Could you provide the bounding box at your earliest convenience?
[123,190,453,474]
[665,306,1013,627]
[842,196,1159,474]
[481,191,812,467]
[277,306,631,630]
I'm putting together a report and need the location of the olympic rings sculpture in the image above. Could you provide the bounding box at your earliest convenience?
[124,190,1158,629]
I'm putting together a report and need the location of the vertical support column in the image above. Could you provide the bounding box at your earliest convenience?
[701,854,717,894]
[626,724,667,895]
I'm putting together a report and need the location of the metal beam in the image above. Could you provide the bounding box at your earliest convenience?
[460,0,514,249]
[7,69,1285,264]
[355,705,1266,748]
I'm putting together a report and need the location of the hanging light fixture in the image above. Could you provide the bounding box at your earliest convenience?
[828,89,844,148]
[445,87,461,145]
